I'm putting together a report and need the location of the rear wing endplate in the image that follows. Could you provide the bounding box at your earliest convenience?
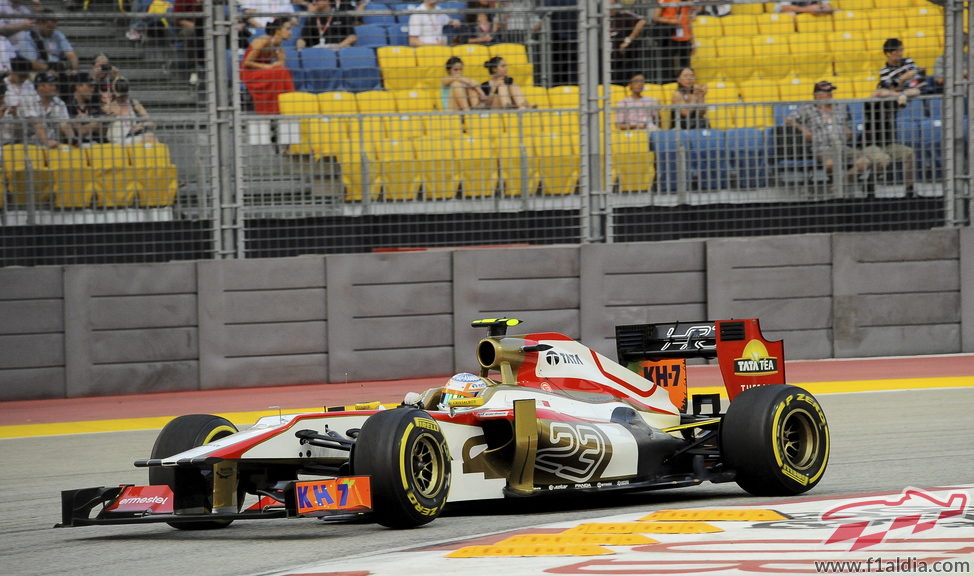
[616,318,785,401]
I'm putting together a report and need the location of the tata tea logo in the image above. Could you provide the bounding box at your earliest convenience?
[734,340,779,376]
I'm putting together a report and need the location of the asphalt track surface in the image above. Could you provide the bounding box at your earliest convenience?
[1,355,972,576]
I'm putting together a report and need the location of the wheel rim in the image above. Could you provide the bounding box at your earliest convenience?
[779,409,819,471]
[410,433,444,498]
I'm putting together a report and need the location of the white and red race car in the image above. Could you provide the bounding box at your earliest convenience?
[58,318,829,530]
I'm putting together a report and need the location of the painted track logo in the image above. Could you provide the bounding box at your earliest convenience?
[821,486,970,551]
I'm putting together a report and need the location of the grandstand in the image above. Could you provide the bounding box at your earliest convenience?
[0,0,970,266]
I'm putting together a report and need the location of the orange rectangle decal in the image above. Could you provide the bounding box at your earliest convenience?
[294,477,372,515]
[636,358,687,411]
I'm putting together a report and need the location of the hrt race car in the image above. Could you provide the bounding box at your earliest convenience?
[58,318,829,530]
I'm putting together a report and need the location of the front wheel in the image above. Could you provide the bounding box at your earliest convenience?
[149,414,240,530]
[720,385,829,496]
[352,408,451,529]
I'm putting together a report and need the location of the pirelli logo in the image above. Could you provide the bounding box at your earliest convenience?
[414,417,439,432]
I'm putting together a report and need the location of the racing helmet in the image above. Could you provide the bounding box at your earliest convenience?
[440,372,488,408]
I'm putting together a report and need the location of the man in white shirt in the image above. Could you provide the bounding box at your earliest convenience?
[408,0,460,47]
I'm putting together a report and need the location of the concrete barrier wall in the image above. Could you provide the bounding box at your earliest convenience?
[1,230,971,401]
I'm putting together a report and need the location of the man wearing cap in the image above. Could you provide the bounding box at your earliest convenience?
[860,37,918,197]
[32,71,74,148]
[786,80,870,186]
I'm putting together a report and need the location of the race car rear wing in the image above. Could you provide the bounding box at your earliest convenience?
[615,318,785,402]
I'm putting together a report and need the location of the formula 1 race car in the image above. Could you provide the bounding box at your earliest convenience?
[58,318,829,530]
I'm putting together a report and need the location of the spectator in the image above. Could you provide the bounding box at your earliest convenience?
[671,67,708,130]
[104,76,157,145]
[32,71,74,148]
[15,8,79,97]
[0,81,16,146]
[459,9,497,45]
[614,73,659,131]
[66,72,105,145]
[408,0,461,47]
[0,0,36,40]
[775,1,834,14]
[4,55,38,143]
[0,32,15,74]
[785,81,871,184]
[609,3,646,85]
[241,0,299,32]
[863,38,919,196]
[494,0,541,45]
[442,56,486,110]
[651,0,694,84]
[481,56,529,109]
[174,0,205,86]
[90,53,120,107]
[297,0,357,50]
[125,0,173,43]
[240,16,296,115]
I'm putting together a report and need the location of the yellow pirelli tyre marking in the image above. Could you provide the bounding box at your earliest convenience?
[447,544,612,558]
[640,509,788,522]
[565,522,723,534]
[203,425,237,444]
[498,534,658,546]
[398,422,414,492]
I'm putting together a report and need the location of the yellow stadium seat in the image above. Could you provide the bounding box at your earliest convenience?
[778,76,815,103]
[832,10,871,32]
[902,29,942,71]
[375,138,421,201]
[834,0,874,10]
[520,85,549,109]
[828,30,872,76]
[455,136,498,198]
[49,146,92,208]
[415,136,458,199]
[391,88,437,111]
[547,85,580,109]
[788,33,834,78]
[313,91,357,159]
[488,43,533,86]
[738,78,778,128]
[463,111,501,138]
[89,143,135,207]
[415,45,454,90]
[795,13,835,34]
[376,46,421,90]
[702,81,740,130]
[908,5,944,31]
[385,88,438,140]
[869,8,908,37]
[720,14,758,36]
[756,12,796,35]
[733,2,766,15]
[337,140,380,201]
[451,44,491,83]
[850,73,881,99]
[531,132,579,195]
[4,144,52,205]
[127,142,178,207]
[691,39,722,83]
[752,35,794,78]
[355,89,398,137]
[658,82,678,129]
[716,36,755,83]
[693,15,723,39]
[278,91,319,155]
[610,130,654,193]
[542,108,580,136]
[496,134,539,196]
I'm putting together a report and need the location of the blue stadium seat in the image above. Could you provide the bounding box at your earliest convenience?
[899,98,927,121]
[768,125,828,186]
[649,130,684,193]
[898,117,943,181]
[284,46,305,91]
[362,2,397,26]
[302,47,343,93]
[392,3,414,25]
[725,127,767,189]
[384,24,409,46]
[773,103,802,127]
[684,129,727,191]
[355,24,388,47]
[926,97,943,121]
[338,47,382,92]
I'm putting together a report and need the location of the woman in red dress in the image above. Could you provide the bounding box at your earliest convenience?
[241,17,295,115]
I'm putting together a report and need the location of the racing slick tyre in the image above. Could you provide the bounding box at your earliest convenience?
[149,414,240,530]
[351,407,451,529]
[720,385,829,496]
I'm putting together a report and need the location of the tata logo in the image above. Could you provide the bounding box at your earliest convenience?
[734,339,779,376]
[545,351,583,366]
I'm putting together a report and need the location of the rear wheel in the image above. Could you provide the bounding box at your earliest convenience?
[149,414,239,530]
[721,385,829,496]
[352,408,451,529]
